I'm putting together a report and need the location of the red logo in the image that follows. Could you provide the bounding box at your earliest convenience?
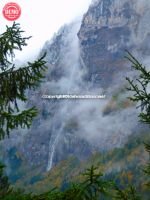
[2,2,21,21]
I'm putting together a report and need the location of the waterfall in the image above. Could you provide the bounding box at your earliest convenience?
[46,20,83,171]
[47,123,64,171]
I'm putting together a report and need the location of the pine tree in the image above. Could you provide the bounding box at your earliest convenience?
[113,185,141,200]
[0,22,47,139]
[126,52,150,124]
[126,52,150,191]
[0,163,10,197]
[77,165,113,200]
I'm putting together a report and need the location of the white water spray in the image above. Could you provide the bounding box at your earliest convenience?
[46,20,83,171]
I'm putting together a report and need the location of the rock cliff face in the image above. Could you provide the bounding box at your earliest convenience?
[78,0,150,87]
[1,0,150,178]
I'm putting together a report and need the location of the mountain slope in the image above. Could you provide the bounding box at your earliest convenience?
[0,0,150,192]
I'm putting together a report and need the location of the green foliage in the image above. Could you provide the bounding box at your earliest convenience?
[0,22,31,70]
[30,166,114,200]
[0,190,33,200]
[0,163,10,197]
[143,143,150,188]
[126,52,150,195]
[0,22,47,139]
[78,165,113,200]
[126,52,150,124]
[113,185,141,200]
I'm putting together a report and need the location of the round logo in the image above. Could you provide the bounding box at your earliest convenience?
[2,2,21,21]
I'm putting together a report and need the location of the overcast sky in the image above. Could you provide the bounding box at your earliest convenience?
[0,0,91,61]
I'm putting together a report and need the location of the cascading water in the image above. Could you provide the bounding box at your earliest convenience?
[46,20,84,171]
[47,121,64,171]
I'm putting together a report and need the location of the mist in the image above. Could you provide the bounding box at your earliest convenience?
[0,0,92,61]
[34,17,142,171]
[1,0,148,173]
